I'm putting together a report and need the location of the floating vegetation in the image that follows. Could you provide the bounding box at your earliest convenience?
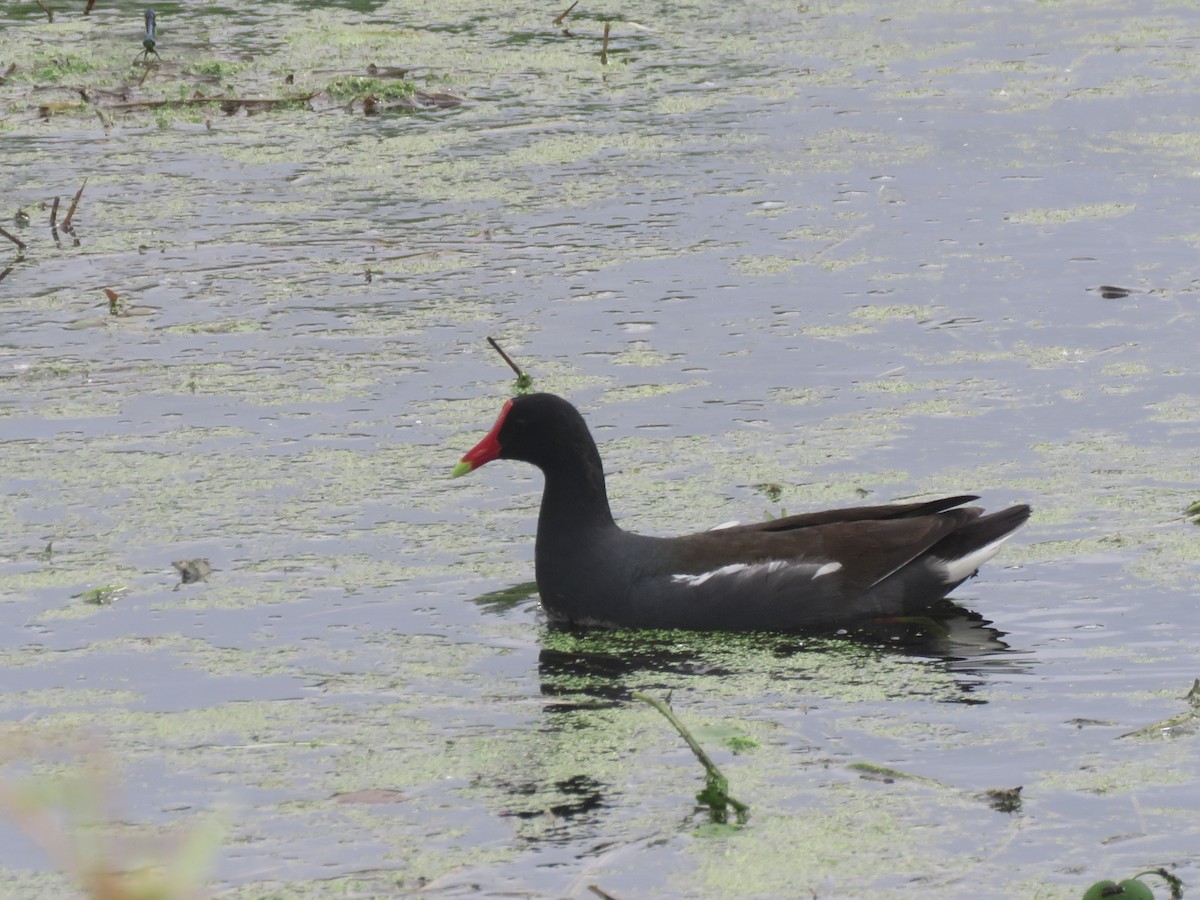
[3,1,1200,896]
[633,691,750,826]
[488,336,535,394]
[847,761,939,785]
[470,580,539,613]
[1004,202,1136,226]
[1,14,459,124]
[324,73,463,115]
[74,585,125,606]
[755,482,784,504]
[1082,869,1184,900]
[979,785,1023,814]
[172,558,213,586]
[98,287,155,321]
[324,74,417,100]
[1120,679,1200,740]
[553,1,578,32]
[1,179,89,278]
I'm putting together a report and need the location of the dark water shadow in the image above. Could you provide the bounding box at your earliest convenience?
[464,584,1034,849]
[469,581,1033,706]
[470,580,540,614]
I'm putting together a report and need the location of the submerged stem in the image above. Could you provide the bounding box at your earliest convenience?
[632,691,750,824]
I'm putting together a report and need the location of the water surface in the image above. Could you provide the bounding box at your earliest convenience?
[1,1,1198,897]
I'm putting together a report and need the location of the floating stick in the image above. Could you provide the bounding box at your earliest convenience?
[0,227,25,251]
[62,178,87,234]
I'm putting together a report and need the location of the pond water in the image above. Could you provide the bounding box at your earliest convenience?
[1,1,1198,897]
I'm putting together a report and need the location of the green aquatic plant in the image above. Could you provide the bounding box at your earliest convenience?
[28,53,95,83]
[188,59,239,78]
[755,482,784,504]
[324,75,416,100]
[75,585,125,606]
[1082,868,1183,899]
[488,336,534,394]
[723,735,759,754]
[633,691,750,826]
[470,581,538,613]
[1120,679,1200,739]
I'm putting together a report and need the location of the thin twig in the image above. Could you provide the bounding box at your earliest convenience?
[84,0,97,13]
[0,226,25,250]
[600,22,610,64]
[107,94,314,110]
[553,1,578,26]
[49,196,61,243]
[35,0,53,22]
[62,178,87,234]
[486,336,524,378]
[0,266,13,283]
[633,691,720,773]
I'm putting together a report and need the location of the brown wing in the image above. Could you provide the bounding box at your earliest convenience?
[671,502,983,589]
[724,495,980,535]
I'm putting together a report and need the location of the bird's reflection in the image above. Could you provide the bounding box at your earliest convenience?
[470,582,1032,705]
[466,582,1032,845]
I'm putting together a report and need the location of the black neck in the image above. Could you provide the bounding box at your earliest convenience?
[536,435,616,538]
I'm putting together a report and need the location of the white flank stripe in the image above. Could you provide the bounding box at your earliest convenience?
[813,561,842,578]
[672,563,748,587]
[937,533,1014,584]
[671,559,808,588]
[708,520,742,531]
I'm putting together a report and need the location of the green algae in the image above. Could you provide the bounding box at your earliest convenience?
[732,254,805,276]
[1005,203,1136,226]
[324,75,417,100]
[1038,747,1196,795]
[538,629,972,706]
[792,322,877,339]
[925,341,1112,369]
[0,688,142,711]
[692,776,987,898]
[769,386,821,405]
[849,304,939,322]
[847,761,941,785]
[599,381,704,404]
[162,320,264,335]
[605,340,678,368]
[1146,392,1200,422]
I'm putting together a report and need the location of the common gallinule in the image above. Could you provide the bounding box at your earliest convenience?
[453,393,1031,631]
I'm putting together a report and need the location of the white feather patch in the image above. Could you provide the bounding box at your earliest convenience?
[708,521,742,531]
[671,559,828,588]
[936,533,1015,584]
[671,563,749,586]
